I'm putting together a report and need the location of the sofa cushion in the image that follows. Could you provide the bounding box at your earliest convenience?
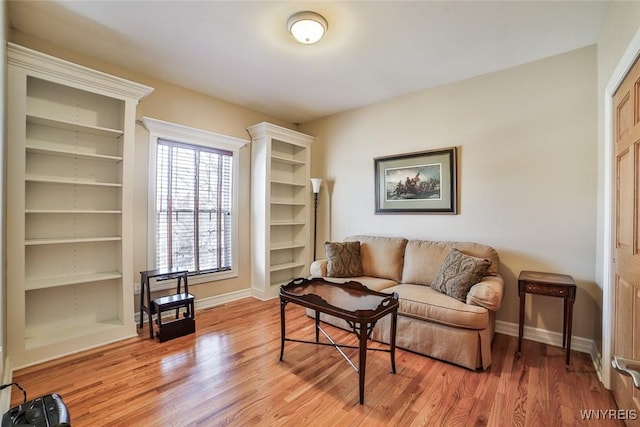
[324,241,364,277]
[401,240,500,284]
[384,284,489,330]
[431,249,491,302]
[346,235,408,282]
[402,240,454,285]
[453,242,500,276]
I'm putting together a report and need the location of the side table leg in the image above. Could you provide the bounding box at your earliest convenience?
[280,299,287,361]
[358,322,368,405]
[566,297,575,369]
[315,310,320,343]
[562,297,569,349]
[516,291,525,358]
[390,311,397,374]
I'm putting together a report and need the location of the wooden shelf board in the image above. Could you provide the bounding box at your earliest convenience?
[26,144,123,162]
[271,154,306,166]
[26,175,122,187]
[26,271,123,290]
[26,209,122,214]
[270,261,305,272]
[271,200,306,206]
[25,317,123,350]
[270,179,306,188]
[25,236,121,246]
[270,221,306,226]
[271,242,305,251]
[27,114,123,137]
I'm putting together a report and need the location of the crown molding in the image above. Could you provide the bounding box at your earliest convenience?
[7,42,153,102]
[140,116,249,151]
[247,122,314,147]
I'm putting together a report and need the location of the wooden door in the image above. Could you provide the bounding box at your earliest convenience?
[612,54,640,425]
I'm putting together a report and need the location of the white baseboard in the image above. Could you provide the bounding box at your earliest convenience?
[194,289,253,310]
[136,288,254,324]
[495,320,602,377]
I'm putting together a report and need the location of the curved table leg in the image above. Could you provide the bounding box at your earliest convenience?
[358,322,368,405]
[280,299,287,361]
[390,311,397,374]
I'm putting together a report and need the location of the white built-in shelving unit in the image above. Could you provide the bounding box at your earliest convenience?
[248,122,314,299]
[6,43,153,368]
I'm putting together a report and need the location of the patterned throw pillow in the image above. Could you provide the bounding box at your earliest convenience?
[325,241,364,277]
[431,248,491,302]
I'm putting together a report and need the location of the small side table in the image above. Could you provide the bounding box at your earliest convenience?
[516,270,577,369]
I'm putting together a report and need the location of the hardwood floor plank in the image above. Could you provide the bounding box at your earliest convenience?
[8,297,623,426]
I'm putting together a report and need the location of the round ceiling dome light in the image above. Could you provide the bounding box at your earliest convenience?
[287,11,328,44]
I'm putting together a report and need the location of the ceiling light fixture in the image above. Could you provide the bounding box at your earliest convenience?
[287,11,328,45]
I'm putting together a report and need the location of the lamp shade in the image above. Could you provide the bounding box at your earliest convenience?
[287,11,327,44]
[310,178,323,193]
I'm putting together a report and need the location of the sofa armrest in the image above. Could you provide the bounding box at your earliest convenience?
[310,259,328,277]
[466,274,504,311]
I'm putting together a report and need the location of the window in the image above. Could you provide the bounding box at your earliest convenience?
[155,140,232,274]
[142,117,248,284]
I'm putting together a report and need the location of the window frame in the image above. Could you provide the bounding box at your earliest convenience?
[141,117,248,286]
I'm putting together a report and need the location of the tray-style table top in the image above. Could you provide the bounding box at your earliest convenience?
[518,270,576,287]
[280,278,398,322]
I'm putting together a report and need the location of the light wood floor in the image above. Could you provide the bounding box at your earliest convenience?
[9,297,622,426]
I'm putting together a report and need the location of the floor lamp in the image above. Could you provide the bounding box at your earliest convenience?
[310,178,323,260]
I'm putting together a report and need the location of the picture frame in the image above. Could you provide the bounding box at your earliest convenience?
[374,147,457,214]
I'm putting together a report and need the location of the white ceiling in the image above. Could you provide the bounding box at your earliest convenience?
[8,1,611,124]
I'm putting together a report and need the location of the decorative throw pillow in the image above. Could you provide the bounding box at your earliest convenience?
[431,248,491,302]
[324,241,364,278]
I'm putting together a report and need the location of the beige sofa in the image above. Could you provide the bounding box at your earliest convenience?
[309,235,504,370]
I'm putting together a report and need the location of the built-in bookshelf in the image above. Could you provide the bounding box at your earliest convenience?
[6,43,153,368]
[248,122,314,299]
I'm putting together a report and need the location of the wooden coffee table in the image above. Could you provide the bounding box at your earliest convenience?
[279,277,399,404]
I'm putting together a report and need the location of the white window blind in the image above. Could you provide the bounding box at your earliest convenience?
[156,139,233,275]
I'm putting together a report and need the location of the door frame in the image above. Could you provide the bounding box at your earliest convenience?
[603,28,640,389]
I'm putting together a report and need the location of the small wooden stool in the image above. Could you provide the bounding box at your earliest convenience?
[153,292,195,342]
[139,268,195,342]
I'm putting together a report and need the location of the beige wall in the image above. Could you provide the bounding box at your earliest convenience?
[8,30,296,303]
[300,46,599,341]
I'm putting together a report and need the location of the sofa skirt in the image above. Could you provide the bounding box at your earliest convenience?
[306,309,495,371]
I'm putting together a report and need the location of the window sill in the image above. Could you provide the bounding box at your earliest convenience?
[188,270,238,285]
[134,269,238,294]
